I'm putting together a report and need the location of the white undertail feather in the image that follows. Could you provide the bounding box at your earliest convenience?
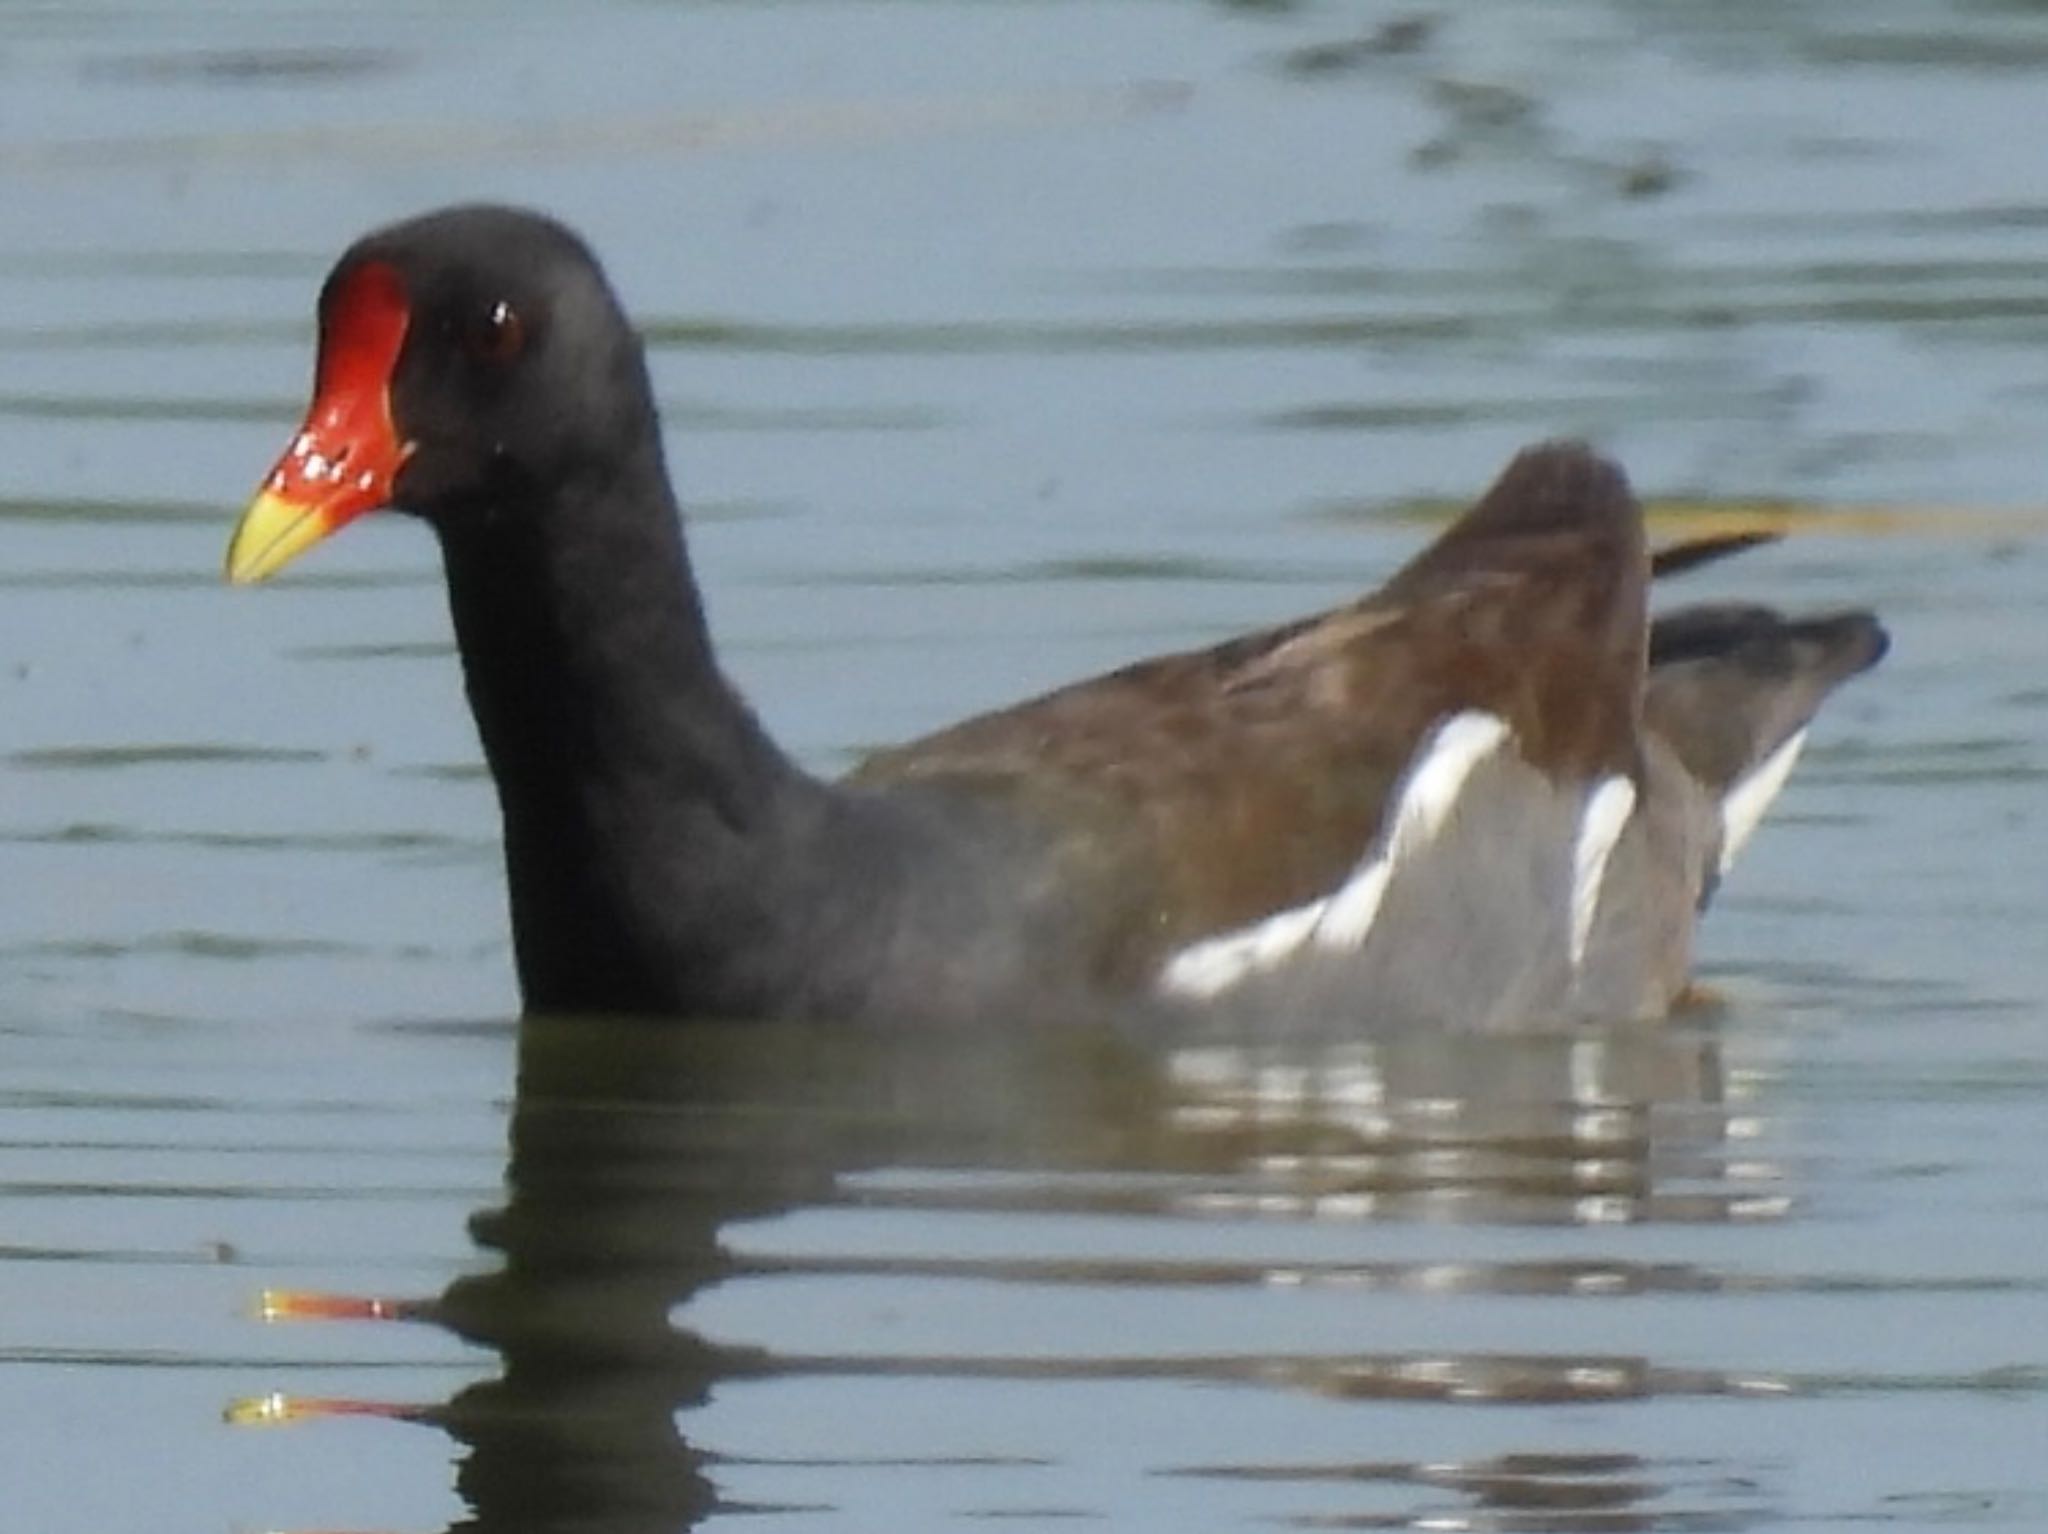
[1718,728,1807,878]
[1157,711,1509,999]
[1569,774,1636,968]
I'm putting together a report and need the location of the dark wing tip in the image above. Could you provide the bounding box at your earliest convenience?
[1389,439,1644,599]
[1373,441,1648,781]
[1461,438,1637,542]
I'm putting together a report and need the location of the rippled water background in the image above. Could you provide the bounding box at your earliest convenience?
[2,2,2046,1530]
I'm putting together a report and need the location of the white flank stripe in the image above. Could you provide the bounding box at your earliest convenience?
[1313,710,1510,950]
[1157,901,1327,1000]
[1569,774,1636,968]
[1156,710,1509,998]
[1311,862,1395,953]
[1718,728,1807,878]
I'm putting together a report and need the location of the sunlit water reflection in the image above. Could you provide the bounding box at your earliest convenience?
[319,1018,1785,1530]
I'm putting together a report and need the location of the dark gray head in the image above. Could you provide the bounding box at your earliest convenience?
[227,203,660,582]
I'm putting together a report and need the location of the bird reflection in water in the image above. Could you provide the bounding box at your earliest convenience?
[240,1009,1787,1532]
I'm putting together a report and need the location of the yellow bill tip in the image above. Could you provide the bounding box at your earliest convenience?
[225,489,336,586]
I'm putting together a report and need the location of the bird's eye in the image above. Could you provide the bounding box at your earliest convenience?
[465,299,526,366]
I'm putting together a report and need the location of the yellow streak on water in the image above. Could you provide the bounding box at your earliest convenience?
[1641,499,2048,539]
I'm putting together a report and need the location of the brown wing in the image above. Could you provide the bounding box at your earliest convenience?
[852,442,1651,982]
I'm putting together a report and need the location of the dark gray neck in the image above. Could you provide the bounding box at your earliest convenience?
[435,431,829,1015]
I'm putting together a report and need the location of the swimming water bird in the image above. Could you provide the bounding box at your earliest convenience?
[226,206,1885,1029]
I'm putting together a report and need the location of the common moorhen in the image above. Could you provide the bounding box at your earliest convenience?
[226,206,1885,1028]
